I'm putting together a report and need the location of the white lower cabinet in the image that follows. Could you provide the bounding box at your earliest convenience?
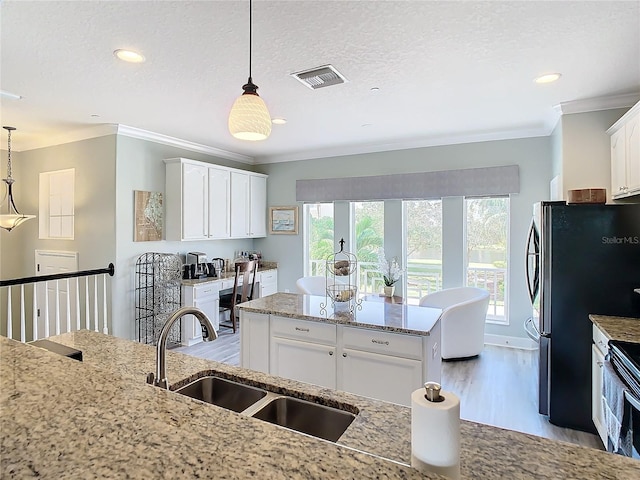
[271,336,336,389]
[258,270,278,297]
[592,324,608,447]
[339,348,422,406]
[239,312,440,406]
[182,283,220,345]
[240,311,270,373]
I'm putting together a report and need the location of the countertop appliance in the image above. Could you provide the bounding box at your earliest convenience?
[608,340,640,458]
[187,252,208,278]
[524,202,640,432]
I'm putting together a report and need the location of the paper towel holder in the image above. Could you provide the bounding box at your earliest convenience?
[424,382,445,402]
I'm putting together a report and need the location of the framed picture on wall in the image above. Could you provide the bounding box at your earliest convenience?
[134,190,163,241]
[269,206,298,235]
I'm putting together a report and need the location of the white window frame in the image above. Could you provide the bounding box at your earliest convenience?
[39,168,75,240]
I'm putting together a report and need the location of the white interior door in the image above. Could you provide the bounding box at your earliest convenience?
[35,250,78,339]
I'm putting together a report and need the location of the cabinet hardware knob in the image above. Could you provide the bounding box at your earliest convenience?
[342,353,347,357]
[597,361,603,368]
[329,351,334,356]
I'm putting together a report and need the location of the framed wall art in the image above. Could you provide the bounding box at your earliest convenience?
[269,206,298,235]
[134,190,163,241]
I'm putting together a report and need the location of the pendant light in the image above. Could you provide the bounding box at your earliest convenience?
[228,0,272,141]
[1,126,35,232]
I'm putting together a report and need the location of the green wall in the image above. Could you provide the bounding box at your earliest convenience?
[255,136,552,341]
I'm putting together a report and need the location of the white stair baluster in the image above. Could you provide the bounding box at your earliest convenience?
[6,286,12,340]
[66,278,71,333]
[32,283,38,341]
[54,280,60,336]
[44,283,50,338]
[85,277,90,330]
[20,285,26,343]
[102,274,108,334]
[75,277,81,331]
[93,276,98,332]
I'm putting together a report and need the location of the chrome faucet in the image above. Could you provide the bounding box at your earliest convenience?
[147,306,217,390]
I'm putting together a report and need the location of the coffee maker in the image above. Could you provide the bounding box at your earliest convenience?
[186,252,208,279]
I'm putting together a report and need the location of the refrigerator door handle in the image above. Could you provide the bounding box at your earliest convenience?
[525,218,540,305]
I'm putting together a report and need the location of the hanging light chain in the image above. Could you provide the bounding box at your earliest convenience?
[4,127,13,179]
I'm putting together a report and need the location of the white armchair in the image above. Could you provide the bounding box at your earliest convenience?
[419,287,490,360]
[294,276,337,295]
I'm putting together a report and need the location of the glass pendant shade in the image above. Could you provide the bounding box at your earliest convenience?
[0,212,36,232]
[229,89,272,141]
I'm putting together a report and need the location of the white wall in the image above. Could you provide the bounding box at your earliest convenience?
[255,136,552,340]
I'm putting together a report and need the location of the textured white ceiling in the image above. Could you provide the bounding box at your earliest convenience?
[1,1,639,163]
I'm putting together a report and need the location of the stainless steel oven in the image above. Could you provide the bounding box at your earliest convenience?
[609,341,640,458]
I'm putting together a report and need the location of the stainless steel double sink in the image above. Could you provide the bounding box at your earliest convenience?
[174,375,356,443]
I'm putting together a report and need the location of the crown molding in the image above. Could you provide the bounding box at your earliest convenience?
[254,127,549,164]
[553,92,640,116]
[115,125,254,164]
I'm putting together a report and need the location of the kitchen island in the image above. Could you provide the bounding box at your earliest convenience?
[237,293,442,405]
[2,331,639,479]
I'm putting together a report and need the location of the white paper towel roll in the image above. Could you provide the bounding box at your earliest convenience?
[411,386,461,480]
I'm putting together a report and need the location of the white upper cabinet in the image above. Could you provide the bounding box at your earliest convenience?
[608,102,640,199]
[208,167,231,239]
[230,170,268,238]
[165,158,267,241]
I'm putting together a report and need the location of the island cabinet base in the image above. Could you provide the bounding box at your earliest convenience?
[240,311,441,406]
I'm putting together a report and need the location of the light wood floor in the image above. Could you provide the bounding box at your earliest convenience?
[174,334,602,450]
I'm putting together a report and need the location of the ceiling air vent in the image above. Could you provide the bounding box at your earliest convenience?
[290,64,348,90]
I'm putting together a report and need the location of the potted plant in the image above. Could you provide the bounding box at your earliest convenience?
[377,250,405,297]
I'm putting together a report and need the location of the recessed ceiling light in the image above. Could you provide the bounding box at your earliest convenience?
[534,73,561,84]
[361,123,373,128]
[114,49,146,63]
[272,118,287,125]
[370,87,380,93]
[90,114,100,118]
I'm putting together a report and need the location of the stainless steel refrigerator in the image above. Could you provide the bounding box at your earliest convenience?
[524,201,640,432]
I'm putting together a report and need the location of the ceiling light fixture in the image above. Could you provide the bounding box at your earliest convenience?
[228,0,271,141]
[113,49,146,63]
[272,118,287,125]
[1,126,35,232]
[534,73,562,84]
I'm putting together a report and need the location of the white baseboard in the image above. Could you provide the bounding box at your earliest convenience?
[485,334,538,350]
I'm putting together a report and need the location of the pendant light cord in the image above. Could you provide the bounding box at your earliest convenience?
[249,0,253,81]
[4,127,12,179]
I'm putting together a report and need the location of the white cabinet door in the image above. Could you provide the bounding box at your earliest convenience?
[208,167,231,239]
[611,128,627,197]
[249,175,267,237]
[625,112,640,194]
[259,270,278,297]
[230,171,250,237]
[339,348,422,406]
[182,162,209,240]
[270,336,337,389]
[240,311,270,373]
[182,283,220,345]
[194,295,219,333]
[592,344,607,448]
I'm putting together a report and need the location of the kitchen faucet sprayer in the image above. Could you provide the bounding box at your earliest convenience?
[147,306,217,390]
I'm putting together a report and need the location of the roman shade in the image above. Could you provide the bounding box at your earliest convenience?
[296,165,519,202]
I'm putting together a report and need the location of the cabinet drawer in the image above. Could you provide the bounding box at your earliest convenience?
[260,270,277,284]
[341,326,423,360]
[593,324,609,356]
[193,283,220,299]
[271,316,336,345]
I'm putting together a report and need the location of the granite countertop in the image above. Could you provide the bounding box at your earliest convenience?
[2,331,639,479]
[590,314,640,343]
[238,292,442,336]
[181,261,278,287]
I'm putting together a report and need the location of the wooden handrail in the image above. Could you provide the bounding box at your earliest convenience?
[0,263,115,288]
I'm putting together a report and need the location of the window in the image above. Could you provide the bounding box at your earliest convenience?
[351,201,384,294]
[404,200,442,304]
[303,203,334,276]
[465,196,509,323]
[39,168,75,239]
